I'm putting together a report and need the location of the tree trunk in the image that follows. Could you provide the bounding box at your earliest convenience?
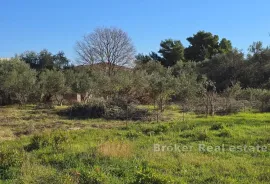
[154,98,159,123]
[205,96,209,118]
[182,104,185,121]
[210,95,215,116]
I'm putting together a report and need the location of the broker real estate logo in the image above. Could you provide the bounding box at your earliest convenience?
[153,144,268,153]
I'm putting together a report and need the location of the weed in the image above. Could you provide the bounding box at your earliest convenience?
[210,123,224,130]
[0,148,24,180]
[218,129,232,138]
[126,131,142,140]
[25,131,69,151]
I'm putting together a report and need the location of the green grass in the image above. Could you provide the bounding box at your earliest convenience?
[0,106,269,183]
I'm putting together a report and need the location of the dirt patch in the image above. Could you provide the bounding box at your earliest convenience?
[69,127,81,130]
[0,127,15,141]
[98,141,134,158]
[179,152,215,166]
[91,122,129,129]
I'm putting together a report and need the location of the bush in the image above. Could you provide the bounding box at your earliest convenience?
[61,98,150,121]
[126,131,142,140]
[105,97,150,120]
[134,170,174,184]
[141,124,170,136]
[104,104,150,121]
[52,131,70,150]
[25,131,69,151]
[218,129,232,137]
[62,100,106,119]
[155,124,169,134]
[180,130,209,141]
[26,134,51,151]
[227,100,248,113]
[172,123,195,132]
[133,162,175,184]
[197,131,209,141]
[0,148,24,180]
[78,168,109,184]
[210,123,224,130]
[127,106,150,121]
[141,127,156,136]
[104,105,126,120]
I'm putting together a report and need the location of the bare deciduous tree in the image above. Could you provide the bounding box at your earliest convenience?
[76,27,136,75]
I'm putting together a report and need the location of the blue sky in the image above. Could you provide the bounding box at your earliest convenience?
[1,0,270,61]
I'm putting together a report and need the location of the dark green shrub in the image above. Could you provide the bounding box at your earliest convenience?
[0,149,24,180]
[258,172,270,182]
[78,168,108,184]
[218,129,232,137]
[25,134,51,151]
[141,124,169,136]
[104,105,126,120]
[133,162,175,184]
[126,131,142,139]
[52,131,69,150]
[104,104,150,121]
[155,124,169,134]
[127,106,150,121]
[210,123,224,130]
[31,175,63,184]
[180,130,209,141]
[171,122,196,132]
[60,98,150,121]
[197,131,209,141]
[25,131,69,151]
[104,97,150,120]
[142,127,156,136]
[179,124,195,131]
[62,100,106,119]
[179,132,196,139]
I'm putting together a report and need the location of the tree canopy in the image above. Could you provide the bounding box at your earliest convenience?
[158,39,185,67]
[20,50,70,70]
[184,31,232,62]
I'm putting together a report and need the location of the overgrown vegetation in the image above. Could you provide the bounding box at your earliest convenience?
[1,27,270,183]
[0,106,269,183]
[1,28,270,117]
[60,100,150,121]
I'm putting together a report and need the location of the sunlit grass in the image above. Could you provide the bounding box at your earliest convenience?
[0,105,269,183]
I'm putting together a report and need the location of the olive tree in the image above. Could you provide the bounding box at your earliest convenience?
[148,68,176,121]
[241,88,270,112]
[64,69,94,103]
[0,59,36,105]
[38,70,68,106]
[222,82,242,113]
[175,73,199,120]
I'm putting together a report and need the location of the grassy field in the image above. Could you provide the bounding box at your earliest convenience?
[0,106,269,183]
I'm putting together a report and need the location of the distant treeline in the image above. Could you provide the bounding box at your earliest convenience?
[1,27,270,116]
